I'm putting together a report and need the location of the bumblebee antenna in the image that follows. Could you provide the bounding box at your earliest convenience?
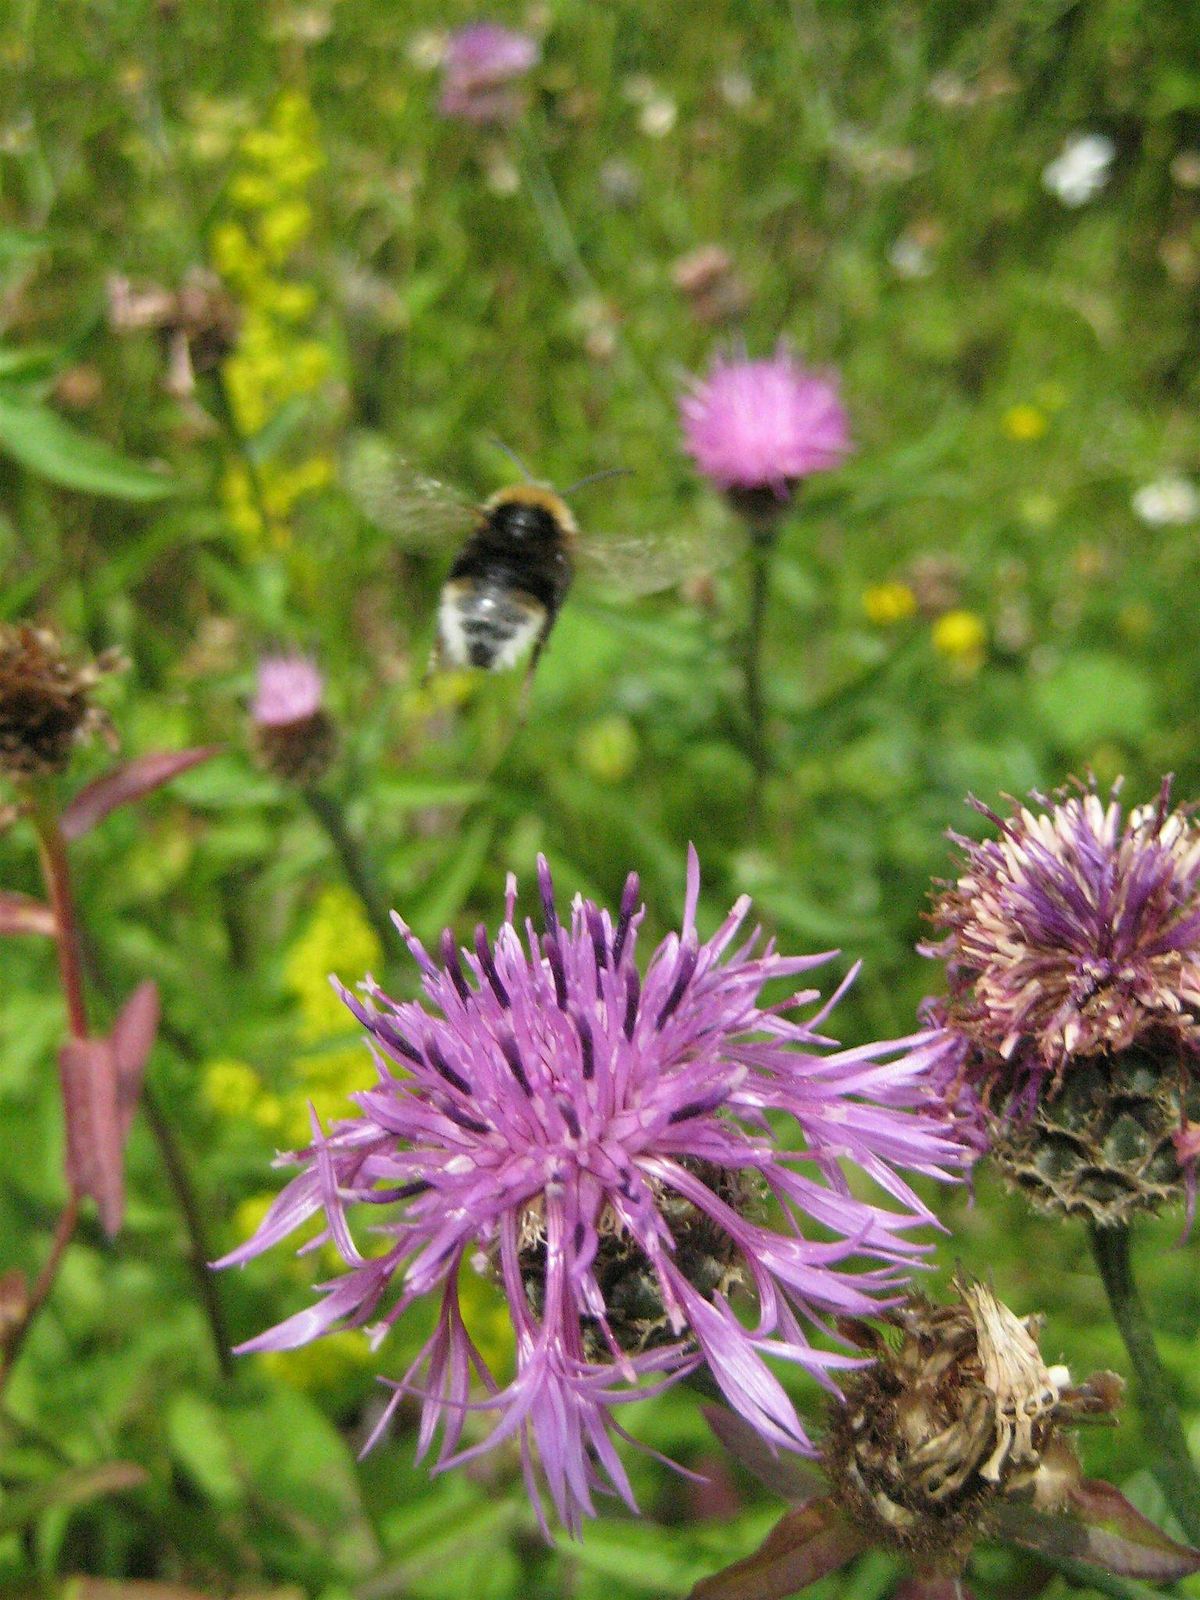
[563,466,634,496]
[487,437,536,482]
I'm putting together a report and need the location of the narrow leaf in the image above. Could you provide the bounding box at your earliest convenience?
[995,1479,1200,1582]
[58,1037,125,1236]
[112,980,158,1139]
[0,391,174,500]
[689,1498,866,1600]
[62,745,222,840]
[703,1405,826,1503]
[0,1460,146,1536]
[0,890,56,937]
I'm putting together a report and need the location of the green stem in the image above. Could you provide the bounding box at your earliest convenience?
[1088,1221,1200,1544]
[511,118,670,416]
[142,1085,233,1380]
[301,787,394,955]
[744,534,773,825]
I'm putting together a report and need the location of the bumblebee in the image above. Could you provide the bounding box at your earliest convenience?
[346,435,727,680]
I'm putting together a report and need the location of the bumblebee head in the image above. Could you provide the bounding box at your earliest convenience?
[483,483,578,541]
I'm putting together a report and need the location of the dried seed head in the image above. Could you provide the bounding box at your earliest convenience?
[0,625,119,779]
[824,1278,1121,1571]
[108,268,240,398]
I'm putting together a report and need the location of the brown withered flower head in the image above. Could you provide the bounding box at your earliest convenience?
[920,779,1200,1225]
[824,1280,1120,1571]
[693,1280,1199,1600]
[107,267,240,398]
[0,624,119,780]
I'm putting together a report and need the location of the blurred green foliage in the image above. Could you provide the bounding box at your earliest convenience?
[2,0,1200,1596]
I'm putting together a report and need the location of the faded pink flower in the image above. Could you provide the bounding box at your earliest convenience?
[439,22,540,124]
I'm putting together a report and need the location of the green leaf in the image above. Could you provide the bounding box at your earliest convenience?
[1032,653,1156,749]
[0,1461,147,1536]
[0,390,174,500]
[165,1393,244,1507]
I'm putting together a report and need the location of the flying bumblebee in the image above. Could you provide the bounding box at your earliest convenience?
[345,435,727,679]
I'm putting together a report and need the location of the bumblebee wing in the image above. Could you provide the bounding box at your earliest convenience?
[343,432,478,550]
[576,527,738,599]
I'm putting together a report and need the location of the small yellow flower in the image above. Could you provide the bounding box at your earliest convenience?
[202,1058,262,1119]
[1001,404,1048,442]
[862,581,918,626]
[932,609,987,672]
[576,715,639,784]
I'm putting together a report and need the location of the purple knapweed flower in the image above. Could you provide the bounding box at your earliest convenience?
[438,21,540,125]
[218,850,970,1533]
[250,653,335,783]
[680,346,852,508]
[919,779,1200,1223]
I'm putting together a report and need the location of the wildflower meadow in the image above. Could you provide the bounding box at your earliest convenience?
[4,4,1200,1599]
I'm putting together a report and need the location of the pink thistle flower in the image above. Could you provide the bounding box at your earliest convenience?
[680,346,852,505]
[250,654,336,783]
[919,779,1200,1223]
[218,850,970,1533]
[252,654,325,728]
[438,22,540,125]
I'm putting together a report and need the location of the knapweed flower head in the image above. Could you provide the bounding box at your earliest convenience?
[921,779,1200,1223]
[0,624,119,780]
[250,653,336,783]
[438,22,540,125]
[680,346,851,524]
[692,1282,1200,1600]
[219,850,971,1534]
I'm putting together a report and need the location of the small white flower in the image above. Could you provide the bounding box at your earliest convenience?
[638,95,677,138]
[888,234,933,279]
[1131,475,1200,526]
[1042,133,1115,207]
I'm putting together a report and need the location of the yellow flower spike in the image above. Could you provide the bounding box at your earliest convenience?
[229,172,280,211]
[258,200,313,262]
[284,884,384,1041]
[862,581,918,626]
[233,1193,276,1243]
[932,609,987,674]
[251,1093,285,1134]
[259,1331,372,1394]
[1001,404,1048,442]
[202,1058,262,1119]
[269,281,318,321]
[210,221,260,283]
